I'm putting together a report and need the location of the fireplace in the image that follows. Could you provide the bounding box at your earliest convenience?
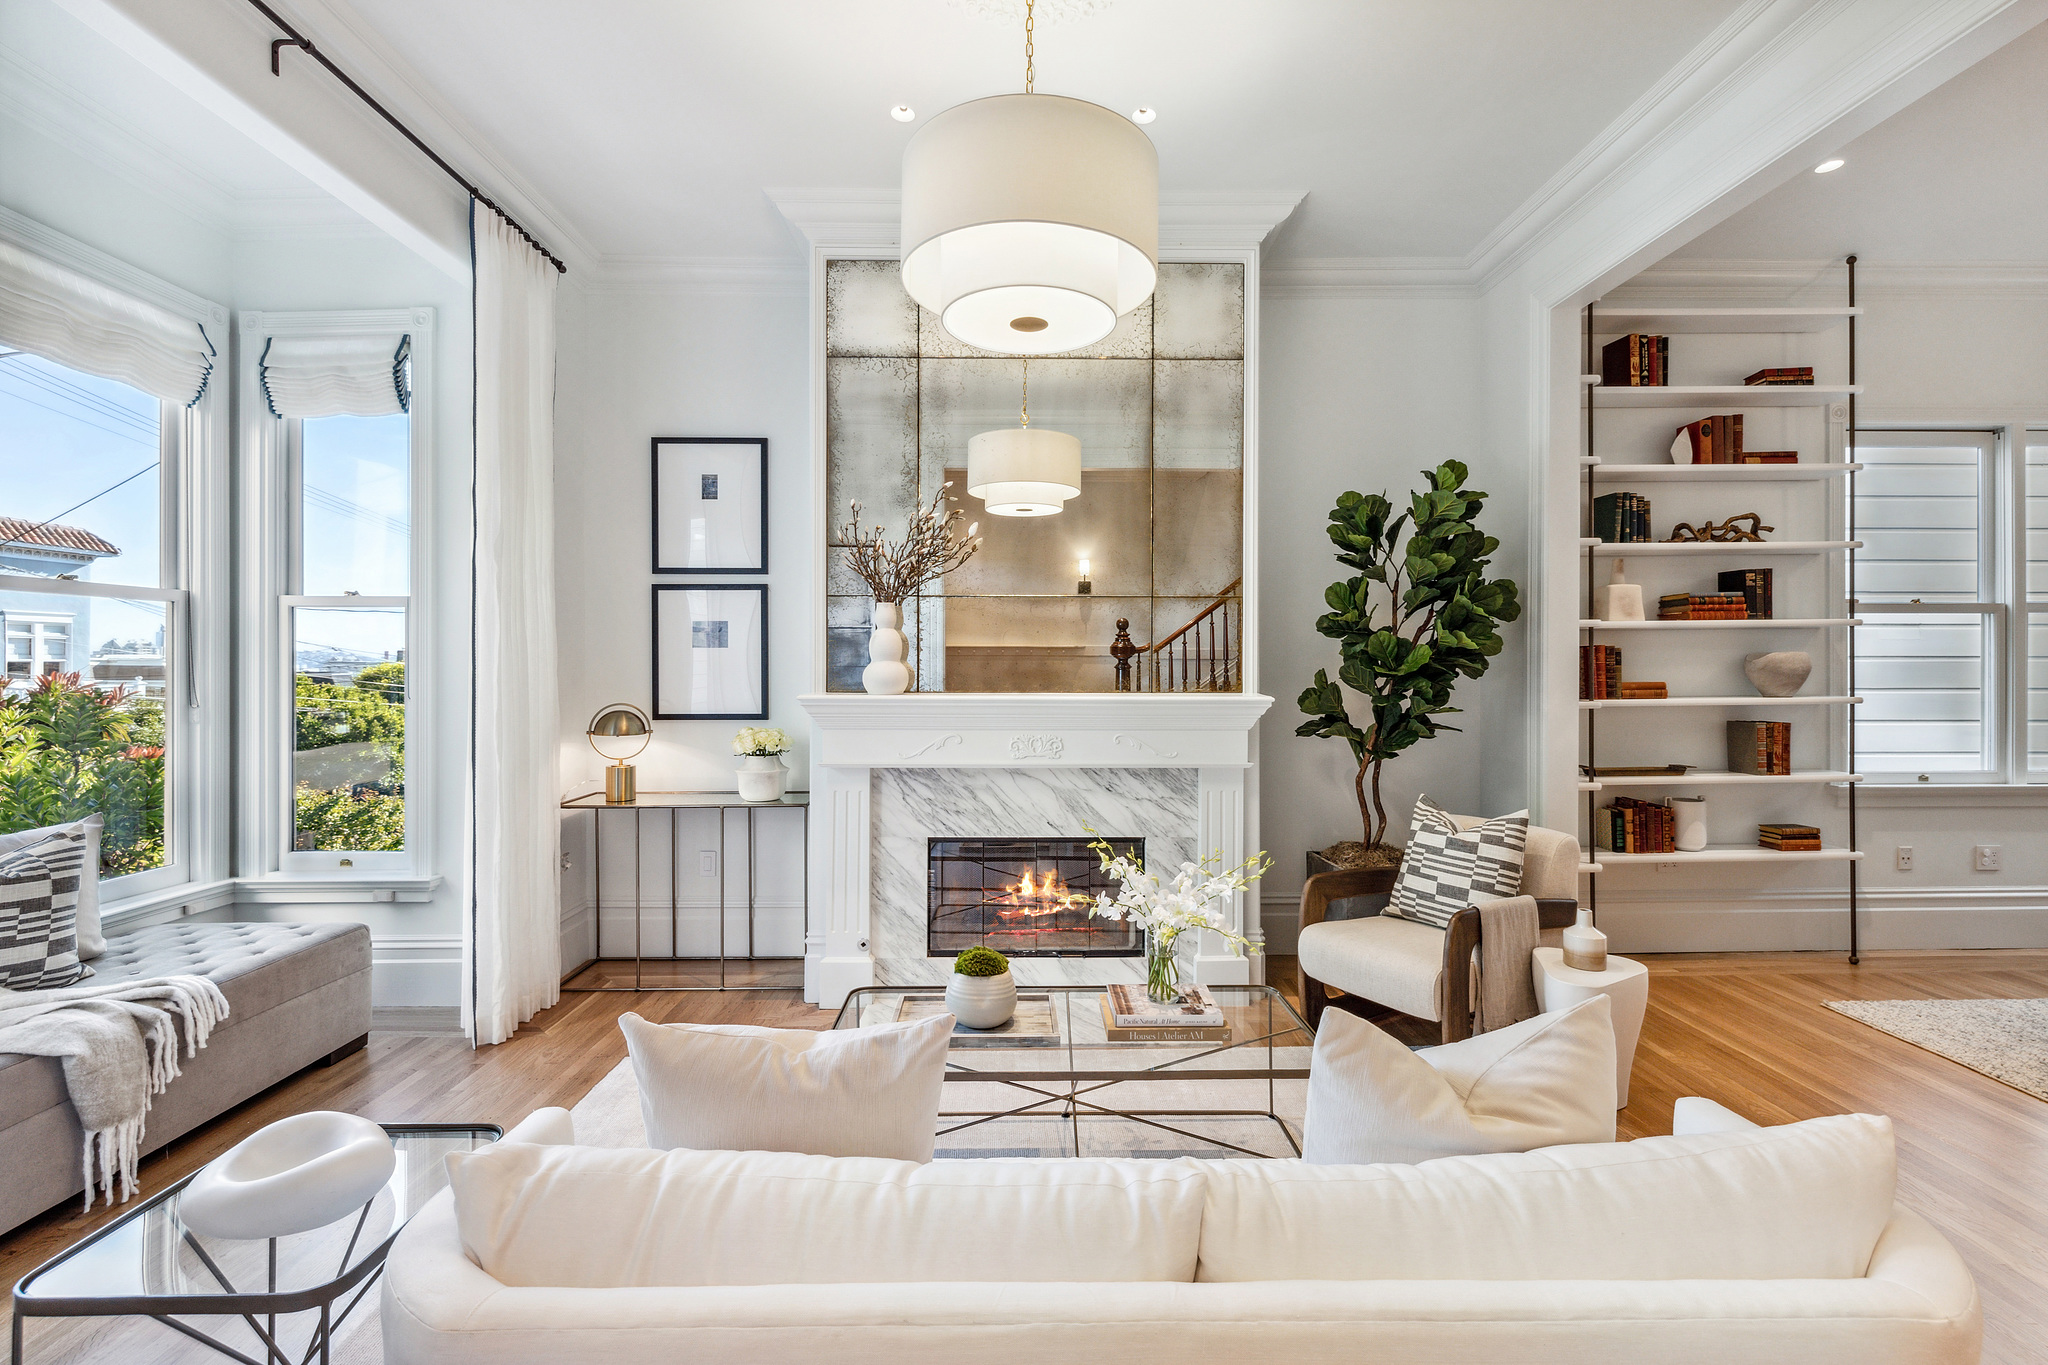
[928,838,1143,958]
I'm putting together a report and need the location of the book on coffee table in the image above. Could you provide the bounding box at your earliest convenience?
[1101,983,1230,1042]
[895,994,1062,1047]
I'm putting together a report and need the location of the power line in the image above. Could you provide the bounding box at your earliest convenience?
[0,462,160,554]
[0,373,159,447]
[0,352,159,434]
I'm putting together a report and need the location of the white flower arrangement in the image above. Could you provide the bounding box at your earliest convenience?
[731,726,792,757]
[1087,834,1271,1001]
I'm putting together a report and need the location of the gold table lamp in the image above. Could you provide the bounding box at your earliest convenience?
[587,703,650,804]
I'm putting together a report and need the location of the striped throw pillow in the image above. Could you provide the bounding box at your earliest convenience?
[1384,796,1529,930]
[0,831,94,990]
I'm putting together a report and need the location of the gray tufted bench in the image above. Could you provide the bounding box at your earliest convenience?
[0,920,371,1235]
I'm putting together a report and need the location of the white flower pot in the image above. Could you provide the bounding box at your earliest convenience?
[863,601,912,695]
[736,754,787,802]
[945,970,1016,1029]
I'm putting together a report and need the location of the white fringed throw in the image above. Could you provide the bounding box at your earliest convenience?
[0,974,229,1208]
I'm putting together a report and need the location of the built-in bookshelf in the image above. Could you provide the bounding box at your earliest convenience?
[1579,262,1866,957]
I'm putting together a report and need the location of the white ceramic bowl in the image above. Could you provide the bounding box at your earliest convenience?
[179,1111,396,1240]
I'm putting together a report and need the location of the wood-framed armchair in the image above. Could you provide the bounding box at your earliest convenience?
[1296,824,1584,1044]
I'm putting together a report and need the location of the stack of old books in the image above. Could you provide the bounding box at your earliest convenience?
[1718,568,1773,619]
[1579,644,1622,699]
[1727,720,1793,775]
[1672,413,1798,464]
[1602,333,1669,386]
[1617,681,1667,698]
[1100,983,1230,1042]
[1593,491,1652,543]
[1737,451,1800,464]
[1659,592,1749,620]
[1758,823,1822,851]
[1597,796,1677,854]
[1744,366,1814,386]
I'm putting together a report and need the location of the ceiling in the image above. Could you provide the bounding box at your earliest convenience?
[321,0,1747,264]
[1669,17,2048,263]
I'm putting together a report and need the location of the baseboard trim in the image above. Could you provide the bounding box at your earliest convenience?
[371,1005,463,1034]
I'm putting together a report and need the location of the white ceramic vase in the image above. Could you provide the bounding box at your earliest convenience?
[944,970,1017,1029]
[1561,908,1609,974]
[179,1111,396,1240]
[1670,795,1708,851]
[863,601,912,695]
[736,754,787,802]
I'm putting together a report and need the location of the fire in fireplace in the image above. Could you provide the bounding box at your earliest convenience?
[928,837,1143,958]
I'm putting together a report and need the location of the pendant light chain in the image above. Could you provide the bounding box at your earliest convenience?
[1023,0,1035,93]
[1020,358,1031,427]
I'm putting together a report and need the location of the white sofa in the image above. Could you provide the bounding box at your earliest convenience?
[382,1106,1981,1365]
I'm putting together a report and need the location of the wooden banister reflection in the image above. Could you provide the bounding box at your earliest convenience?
[1114,579,1243,693]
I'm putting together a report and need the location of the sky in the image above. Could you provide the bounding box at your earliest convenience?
[1,351,410,661]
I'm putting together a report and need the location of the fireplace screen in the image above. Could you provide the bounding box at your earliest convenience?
[928,838,1143,958]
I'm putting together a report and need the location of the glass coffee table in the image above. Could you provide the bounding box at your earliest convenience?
[835,984,1312,1159]
[10,1123,499,1365]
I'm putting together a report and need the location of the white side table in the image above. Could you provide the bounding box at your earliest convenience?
[1532,947,1650,1108]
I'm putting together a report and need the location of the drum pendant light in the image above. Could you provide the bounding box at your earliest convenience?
[969,359,1081,517]
[901,0,1158,356]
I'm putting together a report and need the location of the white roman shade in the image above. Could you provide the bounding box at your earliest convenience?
[261,332,411,418]
[0,238,214,405]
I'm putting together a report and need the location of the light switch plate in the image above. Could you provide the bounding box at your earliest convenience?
[1973,845,2001,872]
[699,850,719,877]
[1895,846,1913,872]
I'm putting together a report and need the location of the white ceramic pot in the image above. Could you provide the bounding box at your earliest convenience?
[863,601,912,695]
[179,1111,396,1240]
[944,970,1016,1030]
[1744,651,1813,698]
[1671,795,1708,851]
[736,754,788,802]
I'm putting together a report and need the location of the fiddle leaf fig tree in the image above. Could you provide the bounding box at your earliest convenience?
[1295,460,1521,858]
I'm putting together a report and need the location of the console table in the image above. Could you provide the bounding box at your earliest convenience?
[559,790,809,990]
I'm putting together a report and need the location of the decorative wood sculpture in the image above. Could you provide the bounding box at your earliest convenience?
[1666,512,1773,543]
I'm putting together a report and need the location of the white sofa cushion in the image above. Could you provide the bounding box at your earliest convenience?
[0,815,103,959]
[1296,912,1448,1021]
[446,1142,1208,1288]
[1303,996,1616,1164]
[1198,1112,1896,1282]
[619,1010,952,1161]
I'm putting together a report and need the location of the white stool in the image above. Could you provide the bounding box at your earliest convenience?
[1532,947,1650,1108]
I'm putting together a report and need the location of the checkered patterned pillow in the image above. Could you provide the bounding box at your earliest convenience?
[1384,796,1530,930]
[0,831,94,990]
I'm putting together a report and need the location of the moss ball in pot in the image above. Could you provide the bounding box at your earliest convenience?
[945,946,1016,1029]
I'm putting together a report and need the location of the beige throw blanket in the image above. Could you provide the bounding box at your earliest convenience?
[0,975,229,1208]
[1475,895,1540,1033]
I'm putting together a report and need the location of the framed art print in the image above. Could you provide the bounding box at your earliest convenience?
[653,584,767,720]
[652,437,768,574]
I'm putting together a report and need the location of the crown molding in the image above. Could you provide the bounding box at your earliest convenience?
[766,188,1306,255]
[1260,256,1477,300]
[576,255,809,297]
[1609,257,2048,300]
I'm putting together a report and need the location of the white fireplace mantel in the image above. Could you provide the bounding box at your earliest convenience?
[799,692,1274,1007]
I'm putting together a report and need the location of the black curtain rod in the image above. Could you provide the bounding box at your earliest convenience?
[241,0,567,273]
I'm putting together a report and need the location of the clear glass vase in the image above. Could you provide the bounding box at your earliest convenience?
[1144,926,1182,1004]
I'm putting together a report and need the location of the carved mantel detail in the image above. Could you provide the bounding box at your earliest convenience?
[1008,734,1066,761]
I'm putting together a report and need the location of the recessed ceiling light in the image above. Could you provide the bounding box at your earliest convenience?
[1814,158,1845,174]
[1131,107,1157,124]
[891,105,916,122]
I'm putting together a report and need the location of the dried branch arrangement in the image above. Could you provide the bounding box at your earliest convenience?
[837,483,982,604]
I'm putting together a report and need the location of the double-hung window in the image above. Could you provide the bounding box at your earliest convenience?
[1853,428,2044,783]
[246,313,429,874]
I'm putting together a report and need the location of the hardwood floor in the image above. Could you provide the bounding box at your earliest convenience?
[5,951,2045,1363]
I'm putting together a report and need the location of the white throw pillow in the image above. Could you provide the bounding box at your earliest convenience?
[1303,996,1616,1165]
[1198,1112,1897,1282]
[0,815,103,959]
[0,832,93,990]
[1386,795,1528,928]
[447,1143,1208,1288]
[619,1011,953,1162]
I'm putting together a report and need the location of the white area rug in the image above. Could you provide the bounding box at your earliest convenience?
[1826,997,2048,1102]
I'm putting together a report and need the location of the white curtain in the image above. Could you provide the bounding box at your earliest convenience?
[261,333,409,417]
[464,203,562,1046]
[0,238,213,403]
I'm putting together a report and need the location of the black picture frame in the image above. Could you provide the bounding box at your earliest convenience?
[651,437,768,574]
[652,583,768,720]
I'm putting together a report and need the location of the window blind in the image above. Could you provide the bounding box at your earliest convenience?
[0,239,213,405]
[260,333,410,418]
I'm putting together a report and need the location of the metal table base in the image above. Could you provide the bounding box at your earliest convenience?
[559,790,809,992]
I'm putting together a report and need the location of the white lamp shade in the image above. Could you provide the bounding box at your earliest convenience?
[967,426,1082,516]
[902,94,1157,356]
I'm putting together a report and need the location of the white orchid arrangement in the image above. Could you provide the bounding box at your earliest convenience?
[731,726,792,757]
[1085,835,1272,956]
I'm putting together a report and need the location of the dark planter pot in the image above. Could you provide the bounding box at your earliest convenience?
[1304,851,1400,920]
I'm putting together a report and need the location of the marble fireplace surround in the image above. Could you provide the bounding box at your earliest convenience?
[799,693,1273,1007]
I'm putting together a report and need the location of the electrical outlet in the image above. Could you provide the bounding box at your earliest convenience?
[1895,846,1913,872]
[699,850,719,877]
[1973,844,2001,872]
[1656,862,1681,872]
[559,853,572,871]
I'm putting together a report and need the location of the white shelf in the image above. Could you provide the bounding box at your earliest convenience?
[1579,618,1858,630]
[1592,463,1860,481]
[1580,456,1601,465]
[1594,845,1864,866]
[1585,770,1861,789]
[1581,696,1861,710]
[1588,541,1857,556]
[1594,384,1857,409]
[1592,307,1859,334]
